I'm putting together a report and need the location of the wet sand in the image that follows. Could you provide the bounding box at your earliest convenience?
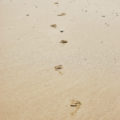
[0,0,120,120]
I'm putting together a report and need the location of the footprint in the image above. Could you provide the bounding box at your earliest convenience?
[70,100,82,116]
[115,13,119,16]
[54,2,59,5]
[26,14,30,16]
[54,65,63,74]
[60,30,64,33]
[34,5,38,8]
[55,65,63,70]
[105,22,110,27]
[101,15,106,18]
[57,13,66,16]
[60,40,68,44]
[50,24,57,28]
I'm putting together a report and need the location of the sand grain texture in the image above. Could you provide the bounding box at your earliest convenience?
[0,0,120,120]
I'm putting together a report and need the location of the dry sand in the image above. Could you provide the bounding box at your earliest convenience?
[0,0,120,120]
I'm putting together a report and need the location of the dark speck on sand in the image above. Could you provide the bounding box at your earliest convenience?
[26,14,30,16]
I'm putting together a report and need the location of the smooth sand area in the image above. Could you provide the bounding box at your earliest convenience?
[0,0,120,120]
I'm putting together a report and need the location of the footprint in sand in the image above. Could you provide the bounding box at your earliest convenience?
[57,13,66,16]
[101,15,106,18]
[105,22,110,27]
[70,100,82,116]
[60,30,64,33]
[50,24,57,28]
[26,14,30,16]
[60,40,68,44]
[54,2,59,5]
[54,65,63,74]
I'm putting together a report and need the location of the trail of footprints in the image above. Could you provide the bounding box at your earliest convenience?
[50,0,120,116]
[21,0,120,117]
[51,2,68,75]
[51,1,82,116]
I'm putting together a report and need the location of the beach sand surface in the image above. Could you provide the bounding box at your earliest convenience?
[0,0,120,120]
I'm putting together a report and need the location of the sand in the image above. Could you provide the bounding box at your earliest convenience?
[0,0,120,120]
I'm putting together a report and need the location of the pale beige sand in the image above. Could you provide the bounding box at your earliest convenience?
[0,0,120,120]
